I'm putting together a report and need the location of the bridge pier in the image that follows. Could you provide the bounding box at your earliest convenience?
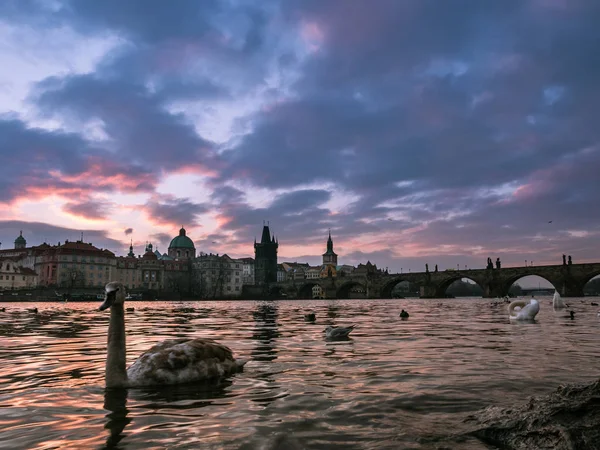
[558,280,585,297]
[420,285,437,298]
[324,286,338,299]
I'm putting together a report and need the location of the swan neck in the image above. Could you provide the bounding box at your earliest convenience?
[106,303,128,388]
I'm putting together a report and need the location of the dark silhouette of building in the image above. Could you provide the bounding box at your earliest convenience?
[14,230,27,249]
[322,229,338,266]
[254,223,278,286]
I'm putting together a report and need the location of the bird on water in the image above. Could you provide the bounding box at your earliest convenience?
[324,325,355,340]
[99,281,246,388]
[508,298,540,321]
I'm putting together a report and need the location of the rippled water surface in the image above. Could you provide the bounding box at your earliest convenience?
[1,297,599,449]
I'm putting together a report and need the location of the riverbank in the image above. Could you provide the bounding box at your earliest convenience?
[464,377,600,449]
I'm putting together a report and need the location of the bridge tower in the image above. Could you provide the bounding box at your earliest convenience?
[254,223,278,287]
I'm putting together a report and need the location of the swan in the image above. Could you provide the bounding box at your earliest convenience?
[553,291,567,309]
[508,298,540,321]
[99,281,246,388]
[399,309,409,319]
[324,325,355,340]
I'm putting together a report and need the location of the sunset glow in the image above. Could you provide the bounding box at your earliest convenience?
[1,0,599,273]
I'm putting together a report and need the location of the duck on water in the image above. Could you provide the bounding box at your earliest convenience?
[99,281,246,388]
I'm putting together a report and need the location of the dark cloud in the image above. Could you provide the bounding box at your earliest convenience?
[33,75,221,172]
[124,228,133,235]
[0,118,155,203]
[144,197,209,228]
[2,0,600,271]
[63,199,111,220]
[0,220,124,253]
[149,232,173,252]
[62,0,221,43]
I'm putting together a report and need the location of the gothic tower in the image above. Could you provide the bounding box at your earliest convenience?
[322,229,338,266]
[254,223,278,286]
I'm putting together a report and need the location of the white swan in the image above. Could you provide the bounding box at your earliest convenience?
[324,325,355,340]
[99,281,246,388]
[508,298,540,321]
[553,291,567,309]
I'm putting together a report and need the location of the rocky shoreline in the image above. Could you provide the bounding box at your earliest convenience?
[464,378,600,449]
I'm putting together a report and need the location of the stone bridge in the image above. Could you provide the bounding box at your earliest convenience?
[272,262,600,299]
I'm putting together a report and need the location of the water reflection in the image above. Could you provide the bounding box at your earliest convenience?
[1,298,600,450]
[251,302,279,362]
[102,388,130,450]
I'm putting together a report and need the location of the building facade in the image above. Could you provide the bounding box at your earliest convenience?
[193,253,243,298]
[35,240,117,288]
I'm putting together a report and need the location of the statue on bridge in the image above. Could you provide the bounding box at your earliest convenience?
[435,264,438,272]
[487,257,494,270]
[426,263,429,273]
[563,254,567,265]
[496,257,501,269]
[568,255,572,265]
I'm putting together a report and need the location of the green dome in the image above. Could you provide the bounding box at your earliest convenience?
[14,231,26,245]
[169,227,195,249]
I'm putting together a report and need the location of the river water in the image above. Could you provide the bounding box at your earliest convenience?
[0,297,599,449]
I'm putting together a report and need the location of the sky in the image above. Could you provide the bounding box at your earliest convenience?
[1,0,599,279]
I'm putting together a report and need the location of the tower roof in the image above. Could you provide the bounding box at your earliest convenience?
[168,226,195,249]
[260,225,271,243]
[14,230,26,245]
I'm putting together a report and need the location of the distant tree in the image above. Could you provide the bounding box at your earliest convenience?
[446,280,483,297]
[584,278,600,295]
[166,271,188,299]
[508,282,523,296]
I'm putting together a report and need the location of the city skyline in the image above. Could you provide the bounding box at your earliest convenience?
[1,1,599,276]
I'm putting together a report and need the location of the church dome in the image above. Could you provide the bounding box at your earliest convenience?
[14,231,26,245]
[14,230,26,249]
[168,227,195,250]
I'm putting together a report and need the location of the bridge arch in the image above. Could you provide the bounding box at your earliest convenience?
[336,280,367,299]
[297,282,321,299]
[502,273,558,296]
[380,277,412,299]
[435,275,485,298]
[582,271,600,286]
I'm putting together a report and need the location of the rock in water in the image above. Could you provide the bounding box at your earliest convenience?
[464,378,600,449]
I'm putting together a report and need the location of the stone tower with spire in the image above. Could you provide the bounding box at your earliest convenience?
[127,240,135,258]
[254,222,278,286]
[322,229,338,266]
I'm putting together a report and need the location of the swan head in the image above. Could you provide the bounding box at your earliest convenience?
[99,281,126,311]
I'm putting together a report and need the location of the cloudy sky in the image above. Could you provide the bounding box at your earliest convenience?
[1,0,599,274]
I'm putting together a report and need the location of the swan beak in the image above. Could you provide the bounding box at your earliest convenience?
[99,290,117,311]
